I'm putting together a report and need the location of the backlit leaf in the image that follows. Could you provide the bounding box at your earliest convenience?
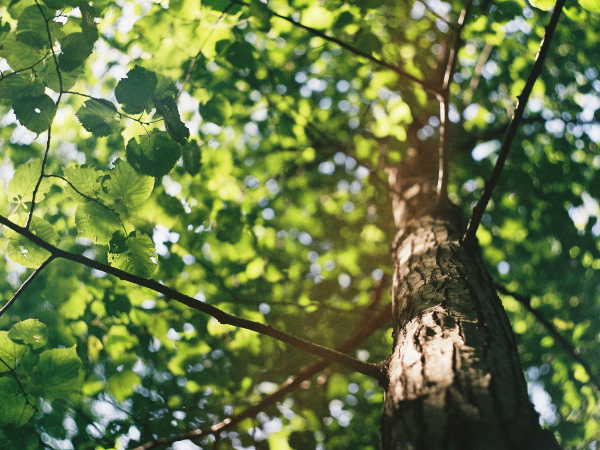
[126,131,181,177]
[105,159,154,208]
[108,232,156,278]
[62,166,104,202]
[8,319,48,349]
[8,158,51,204]
[5,215,59,268]
[115,65,158,114]
[75,202,122,244]
[76,98,121,137]
[12,94,57,134]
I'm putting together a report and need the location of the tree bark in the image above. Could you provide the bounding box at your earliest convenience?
[379,200,560,449]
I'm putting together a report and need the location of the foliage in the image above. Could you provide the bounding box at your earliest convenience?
[0,0,599,449]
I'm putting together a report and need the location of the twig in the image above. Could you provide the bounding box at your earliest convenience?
[229,0,436,95]
[462,0,566,243]
[133,295,391,450]
[26,127,52,229]
[0,213,383,380]
[63,92,162,125]
[0,256,55,318]
[0,355,38,412]
[496,285,600,390]
[0,53,50,81]
[437,0,473,200]
[35,0,62,102]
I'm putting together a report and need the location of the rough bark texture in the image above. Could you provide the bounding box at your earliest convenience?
[379,202,559,449]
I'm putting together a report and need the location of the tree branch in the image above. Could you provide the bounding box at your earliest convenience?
[462,0,566,243]
[230,0,436,94]
[497,285,599,390]
[133,296,391,450]
[437,0,473,200]
[0,213,383,380]
[0,255,55,318]
[26,127,52,229]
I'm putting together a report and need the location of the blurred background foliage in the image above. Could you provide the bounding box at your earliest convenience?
[0,0,599,448]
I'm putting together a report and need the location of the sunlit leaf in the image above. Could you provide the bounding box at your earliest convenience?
[0,331,29,372]
[8,319,48,349]
[75,98,121,137]
[5,215,59,268]
[8,158,51,204]
[105,159,154,208]
[108,232,156,278]
[62,166,104,202]
[75,202,122,244]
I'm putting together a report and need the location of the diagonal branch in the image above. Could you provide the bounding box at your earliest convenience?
[0,255,55,318]
[0,213,384,381]
[462,0,566,243]
[230,0,436,94]
[496,284,600,390]
[133,300,391,450]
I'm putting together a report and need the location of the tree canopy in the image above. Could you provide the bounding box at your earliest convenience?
[0,0,599,448]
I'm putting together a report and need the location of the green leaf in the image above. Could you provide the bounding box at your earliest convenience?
[579,0,600,11]
[105,159,154,208]
[216,206,244,243]
[356,32,382,54]
[203,0,242,13]
[41,57,83,92]
[62,165,105,202]
[114,65,158,114]
[5,215,59,268]
[75,98,121,137]
[0,74,44,103]
[8,158,52,204]
[0,377,35,426]
[106,370,140,402]
[153,95,189,144]
[0,20,11,44]
[8,319,48,349]
[201,93,232,126]
[16,5,62,49]
[529,0,555,9]
[0,33,47,69]
[59,32,96,72]
[126,131,182,177]
[32,346,81,398]
[12,94,57,133]
[75,202,122,244]
[182,140,202,176]
[108,232,156,278]
[225,41,256,69]
[334,11,355,29]
[0,331,29,372]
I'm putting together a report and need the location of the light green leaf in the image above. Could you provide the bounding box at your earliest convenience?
[12,94,57,134]
[32,346,81,398]
[0,73,45,102]
[8,320,48,349]
[16,5,62,49]
[201,93,232,126]
[108,232,156,278]
[41,57,83,92]
[8,158,52,204]
[153,95,189,144]
[579,0,600,11]
[107,370,140,402]
[529,0,555,9]
[76,98,121,137]
[114,65,158,114]
[126,131,182,177]
[5,215,59,269]
[0,331,29,372]
[75,202,121,244]
[106,159,154,208]
[62,165,105,202]
[103,325,139,360]
[0,377,35,426]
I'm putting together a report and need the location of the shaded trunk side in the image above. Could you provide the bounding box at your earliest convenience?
[380,205,559,450]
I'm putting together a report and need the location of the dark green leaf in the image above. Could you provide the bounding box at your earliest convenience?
[0,377,35,426]
[201,93,232,126]
[126,131,182,177]
[114,65,158,114]
[153,95,189,144]
[16,5,62,49]
[12,94,57,134]
[225,41,256,69]
[59,32,95,72]
[216,206,244,243]
[182,140,202,175]
[356,32,382,54]
[76,98,121,137]
[202,0,241,13]
[0,33,47,69]
[0,331,29,372]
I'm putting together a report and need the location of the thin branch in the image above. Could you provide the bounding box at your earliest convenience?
[178,3,234,100]
[0,256,55,318]
[422,2,456,30]
[230,0,436,95]
[35,0,62,102]
[0,53,50,81]
[26,127,52,229]
[437,0,473,200]
[133,294,391,450]
[462,0,566,243]
[63,92,162,125]
[462,43,493,105]
[0,355,38,412]
[0,213,383,380]
[496,285,600,391]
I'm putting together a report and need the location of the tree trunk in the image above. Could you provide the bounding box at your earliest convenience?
[379,200,560,449]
